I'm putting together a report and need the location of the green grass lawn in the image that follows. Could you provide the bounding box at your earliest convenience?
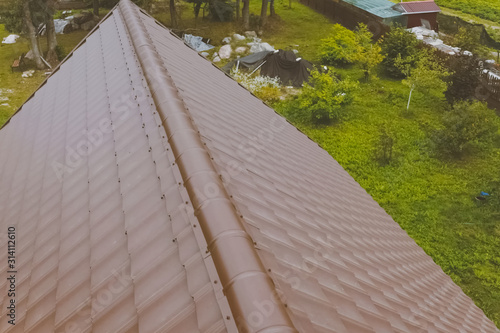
[153,0,332,61]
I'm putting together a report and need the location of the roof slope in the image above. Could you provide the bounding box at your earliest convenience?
[0,1,498,332]
[342,0,403,18]
[396,1,441,14]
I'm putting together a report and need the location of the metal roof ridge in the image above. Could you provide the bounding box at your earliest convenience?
[117,1,298,332]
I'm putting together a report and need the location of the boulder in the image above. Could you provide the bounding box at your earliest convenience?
[233,33,245,41]
[200,52,210,58]
[244,31,257,38]
[213,56,221,63]
[63,22,74,33]
[218,45,232,59]
[222,37,231,44]
[247,42,274,53]
[81,20,97,31]
[72,12,95,25]
[235,47,247,54]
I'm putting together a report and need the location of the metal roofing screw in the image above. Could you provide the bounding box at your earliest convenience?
[213,280,217,284]
[226,316,230,320]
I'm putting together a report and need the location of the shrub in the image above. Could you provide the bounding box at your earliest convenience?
[381,26,420,78]
[319,24,358,66]
[374,124,395,165]
[445,54,482,105]
[354,23,384,81]
[284,70,358,125]
[433,101,498,158]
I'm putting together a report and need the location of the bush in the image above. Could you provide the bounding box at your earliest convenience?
[433,101,498,158]
[284,70,358,125]
[319,24,358,66]
[381,26,420,78]
[354,23,384,81]
[445,54,481,105]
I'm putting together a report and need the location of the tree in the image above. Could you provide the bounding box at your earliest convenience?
[381,26,420,78]
[286,70,359,125]
[269,0,275,16]
[242,0,249,29]
[260,0,268,26]
[319,24,358,66]
[396,50,449,112]
[93,0,99,16]
[354,23,384,81]
[445,54,481,105]
[433,101,498,158]
[44,0,58,65]
[23,0,45,69]
[169,0,178,28]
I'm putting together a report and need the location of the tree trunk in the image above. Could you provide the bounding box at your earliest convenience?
[23,0,44,69]
[270,0,275,16]
[236,0,240,20]
[242,0,249,30]
[93,0,99,16]
[170,0,178,28]
[260,0,268,26]
[45,0,58,65]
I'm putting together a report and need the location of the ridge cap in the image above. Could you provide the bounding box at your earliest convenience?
[117,1,297,332]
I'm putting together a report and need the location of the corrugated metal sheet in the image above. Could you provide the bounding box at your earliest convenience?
[0,6,234,333]
[0,0,498,332]
[397,1,441,14]
[342,0,403,18]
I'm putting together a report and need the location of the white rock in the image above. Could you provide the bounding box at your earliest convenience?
[248,42,274,53]
[233,33,246,41]
[21,70,35,78]
[2,34,19,44]
[218,45,232,59]
[235,47,247,54]
[213,56,221,63]
[222,37,231,44]
[200,52,210,58]
[292,49,299,54]
[244,31,257,38]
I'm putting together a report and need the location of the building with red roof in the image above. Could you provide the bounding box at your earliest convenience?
[393,0,442,30]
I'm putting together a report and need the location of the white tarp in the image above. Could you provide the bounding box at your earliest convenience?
[183,34,214,52]
[2,34,20,44]
[54,19,71,34]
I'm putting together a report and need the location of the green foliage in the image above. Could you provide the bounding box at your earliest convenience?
[396,50,449,112]
[354,23,384,81]
[452,26,491,57]
[284,70,358,125]
[436,0,500,24]
[319,24,358,66]
[445,54,481,104]
[374,123,395,165]
[381,26,420,78]
[0,0,23,33]
[433,101,498,158]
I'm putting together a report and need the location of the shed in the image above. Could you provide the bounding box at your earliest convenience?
[393,0,442,30]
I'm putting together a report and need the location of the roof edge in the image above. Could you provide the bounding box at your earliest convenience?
[0,6,117,131]
[117,1,297,332]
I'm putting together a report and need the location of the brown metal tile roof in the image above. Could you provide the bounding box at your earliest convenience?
[0,0,498,332]
[396,1,441,14]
